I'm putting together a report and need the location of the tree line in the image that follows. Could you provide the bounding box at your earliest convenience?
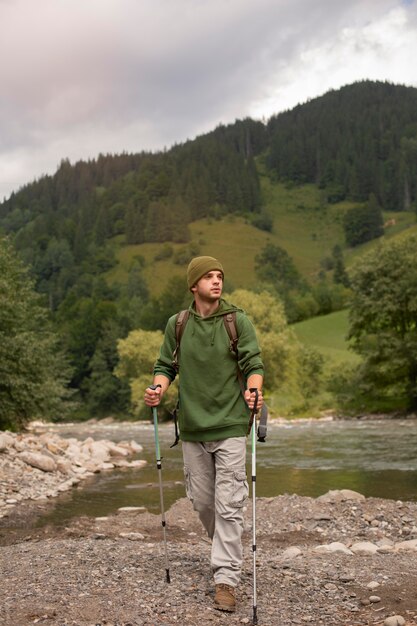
[266,80,417,213]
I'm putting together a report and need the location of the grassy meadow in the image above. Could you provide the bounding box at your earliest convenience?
[107,173,416,298]
[292,309,360,368]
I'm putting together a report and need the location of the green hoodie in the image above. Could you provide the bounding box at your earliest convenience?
[154,298,264,442]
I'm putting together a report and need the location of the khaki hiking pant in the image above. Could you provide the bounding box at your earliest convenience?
[182,437,248,587]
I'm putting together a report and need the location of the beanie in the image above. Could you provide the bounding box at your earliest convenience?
[187,256,224,290]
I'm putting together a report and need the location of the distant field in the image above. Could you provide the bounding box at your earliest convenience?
[106,175,417,298]
[292,309,360,367]
[106,217,271,295]
[260,177,346,279]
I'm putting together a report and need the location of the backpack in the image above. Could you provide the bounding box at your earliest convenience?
[170,309,268,445]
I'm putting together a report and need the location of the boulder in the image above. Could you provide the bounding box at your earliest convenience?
[394,538,417,552]
[88,441,111,464]
[350,541,378,555]
[317,489,365,503]
[384,616,406,626]
[108,443,130,458]
[18,451,57,472]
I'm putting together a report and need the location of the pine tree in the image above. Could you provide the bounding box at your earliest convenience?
[0,237,71,429]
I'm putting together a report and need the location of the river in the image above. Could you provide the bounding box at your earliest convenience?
[34,417,417,528]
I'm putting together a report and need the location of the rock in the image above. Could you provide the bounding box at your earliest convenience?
[55,458,73,475]
[65,442,85,462]
[88,441,111,463]
[112,459,131,468]
[394,538,417,552]
[282,546,302,559]
[100,462,115,470]
[317,489,365,503]
[350,541,378,555]
[366,581,380,590]
[46,441,63,455]
[339,574,355,582]
[118,506,146,513]
[377,537,394,548]
[18,451,57,472]
[314,542,353,555]
[119,532,145,541]
[129,440,143,453]
[384,617,406,626]
[108,443,130,458]
[126,459,147,469]
[57,480,76,492]
[0,433,14,451]
[369,595,381,603]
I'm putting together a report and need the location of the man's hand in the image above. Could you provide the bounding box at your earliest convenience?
[244,388,263,411]
[144,384,162,407]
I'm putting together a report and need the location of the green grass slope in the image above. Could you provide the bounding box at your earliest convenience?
[292,309,360,367]
[107,171,417,298]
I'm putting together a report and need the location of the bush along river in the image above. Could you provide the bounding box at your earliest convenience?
[14,416,417,529]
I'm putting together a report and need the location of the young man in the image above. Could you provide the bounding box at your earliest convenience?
[144,256,264,613]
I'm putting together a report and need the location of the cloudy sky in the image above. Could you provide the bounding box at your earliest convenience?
[0,0,416,200]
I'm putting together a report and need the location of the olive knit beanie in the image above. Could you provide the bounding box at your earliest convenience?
[187,256,224,290]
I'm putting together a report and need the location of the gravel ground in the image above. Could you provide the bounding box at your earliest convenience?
[1,491,417,626]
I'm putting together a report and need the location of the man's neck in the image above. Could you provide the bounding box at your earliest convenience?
[194,297,220,318]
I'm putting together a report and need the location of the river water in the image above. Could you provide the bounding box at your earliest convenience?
[34,418,417,528]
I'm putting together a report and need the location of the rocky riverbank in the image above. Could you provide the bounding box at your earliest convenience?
[1,428,417,626]
[0,428,146,520]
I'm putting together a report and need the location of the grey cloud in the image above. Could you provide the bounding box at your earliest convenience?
[0,0,414,198]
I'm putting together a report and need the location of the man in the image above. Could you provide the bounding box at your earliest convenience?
[144,255,264,613]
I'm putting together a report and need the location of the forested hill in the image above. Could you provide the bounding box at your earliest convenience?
[266,80,417,210]
[1,79,417,419]
[1,80,416,252]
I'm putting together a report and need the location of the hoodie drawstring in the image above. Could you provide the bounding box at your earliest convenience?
[210,316,221,346]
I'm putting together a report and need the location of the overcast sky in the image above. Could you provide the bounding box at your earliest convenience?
[0,0,416,200]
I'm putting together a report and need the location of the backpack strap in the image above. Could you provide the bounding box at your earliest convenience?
[224,312,268,442]
[170,309,190,447]
[223,312,239,355]
[223,311,246,395]
[172,309,190,372]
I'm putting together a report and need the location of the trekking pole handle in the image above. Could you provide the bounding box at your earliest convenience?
[149,384,162,391]
[249,388,259,414]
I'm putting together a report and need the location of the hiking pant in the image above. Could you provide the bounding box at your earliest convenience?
[182,437,248,587]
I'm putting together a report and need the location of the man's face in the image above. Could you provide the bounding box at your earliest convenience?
[192,270,223,301]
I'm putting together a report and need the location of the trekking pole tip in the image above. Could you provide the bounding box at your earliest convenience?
[166,569,171,584]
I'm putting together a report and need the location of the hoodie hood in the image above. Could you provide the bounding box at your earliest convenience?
[188,298,242,319]
[187,298,243,345]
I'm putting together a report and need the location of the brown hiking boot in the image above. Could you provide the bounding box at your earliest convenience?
[214,583,236,612]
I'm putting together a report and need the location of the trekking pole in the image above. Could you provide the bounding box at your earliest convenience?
[149,384,171,583]
[248,388,259,626]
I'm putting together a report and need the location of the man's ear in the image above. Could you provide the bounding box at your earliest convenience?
[190,284,197,293]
